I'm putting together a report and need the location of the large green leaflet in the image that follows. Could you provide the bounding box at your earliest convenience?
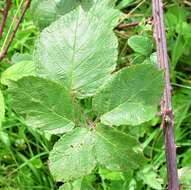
[93,64,164,126]
[49,125,145,182]
[31,0,94,29]
[34,0,120,98]
[8,77,79,134]
[0,89,5,124]
[95,124,145,171]
[49,127,97,182]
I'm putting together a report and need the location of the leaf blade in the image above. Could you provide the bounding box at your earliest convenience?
[128,35,153,56]
[95,124,146,171]
[93,64,164,126]
[8,76,78,134]
[1,60,35,86]
[35,1,120,98]
[49,128,96,182]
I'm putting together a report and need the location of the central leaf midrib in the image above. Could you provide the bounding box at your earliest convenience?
[69,10,80,92]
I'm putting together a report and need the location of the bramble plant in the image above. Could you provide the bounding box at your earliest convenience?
[0,0,183,189]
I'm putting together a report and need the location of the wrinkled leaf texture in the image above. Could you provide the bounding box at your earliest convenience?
[49,125,146,182]
[34,0,120,98]
[8,77,79,134]
[6,0,164,184]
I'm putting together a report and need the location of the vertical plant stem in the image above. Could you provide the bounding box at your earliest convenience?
[0,0,12,39]
[0,0,31,61]
[152,0,179,190]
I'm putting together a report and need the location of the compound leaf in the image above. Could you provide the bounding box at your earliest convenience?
[8,76,79,134]
[35,0,120,98]
[49,128,96,182]
[93,64,164,126]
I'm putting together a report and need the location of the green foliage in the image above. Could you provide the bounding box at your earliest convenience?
[8,76,79,134]
[49,125,145,182]
[0,89,5,124]
[1,0,191,189]
[128,35,153,56]
[93,64,163,126]
[138,166,163,189]
[1,58,35,86]
[59,178,95,190]
[34,0,120,98]
[4,0,164,185]
[49,127,97,182]
[31,0,94,29]
[179,167,191,189]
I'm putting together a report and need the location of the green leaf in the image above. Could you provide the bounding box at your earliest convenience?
[128,35,153,56]
[139,166,163,189]
[0,90,5,124]
[93,64,164,126]
[182,149,191,167]
[99,167,124,181]
[35,1,120,98]
[1,61,35,86]
[30,0,57,30]
[59,179,82,190]
[56,0,80,15]
[179,167,191,187]
[49,128,96,182]
[150,52,158,66]
[80,0,94,11]
[116,0,135,9]
[49,125,145,182]
[11,53,32,64]
[95,124,145,171]
[59,178,95,190]
[8,76,79,134]
[0,131,10,147]
[31,0,94,30]
[130,53,146,65]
